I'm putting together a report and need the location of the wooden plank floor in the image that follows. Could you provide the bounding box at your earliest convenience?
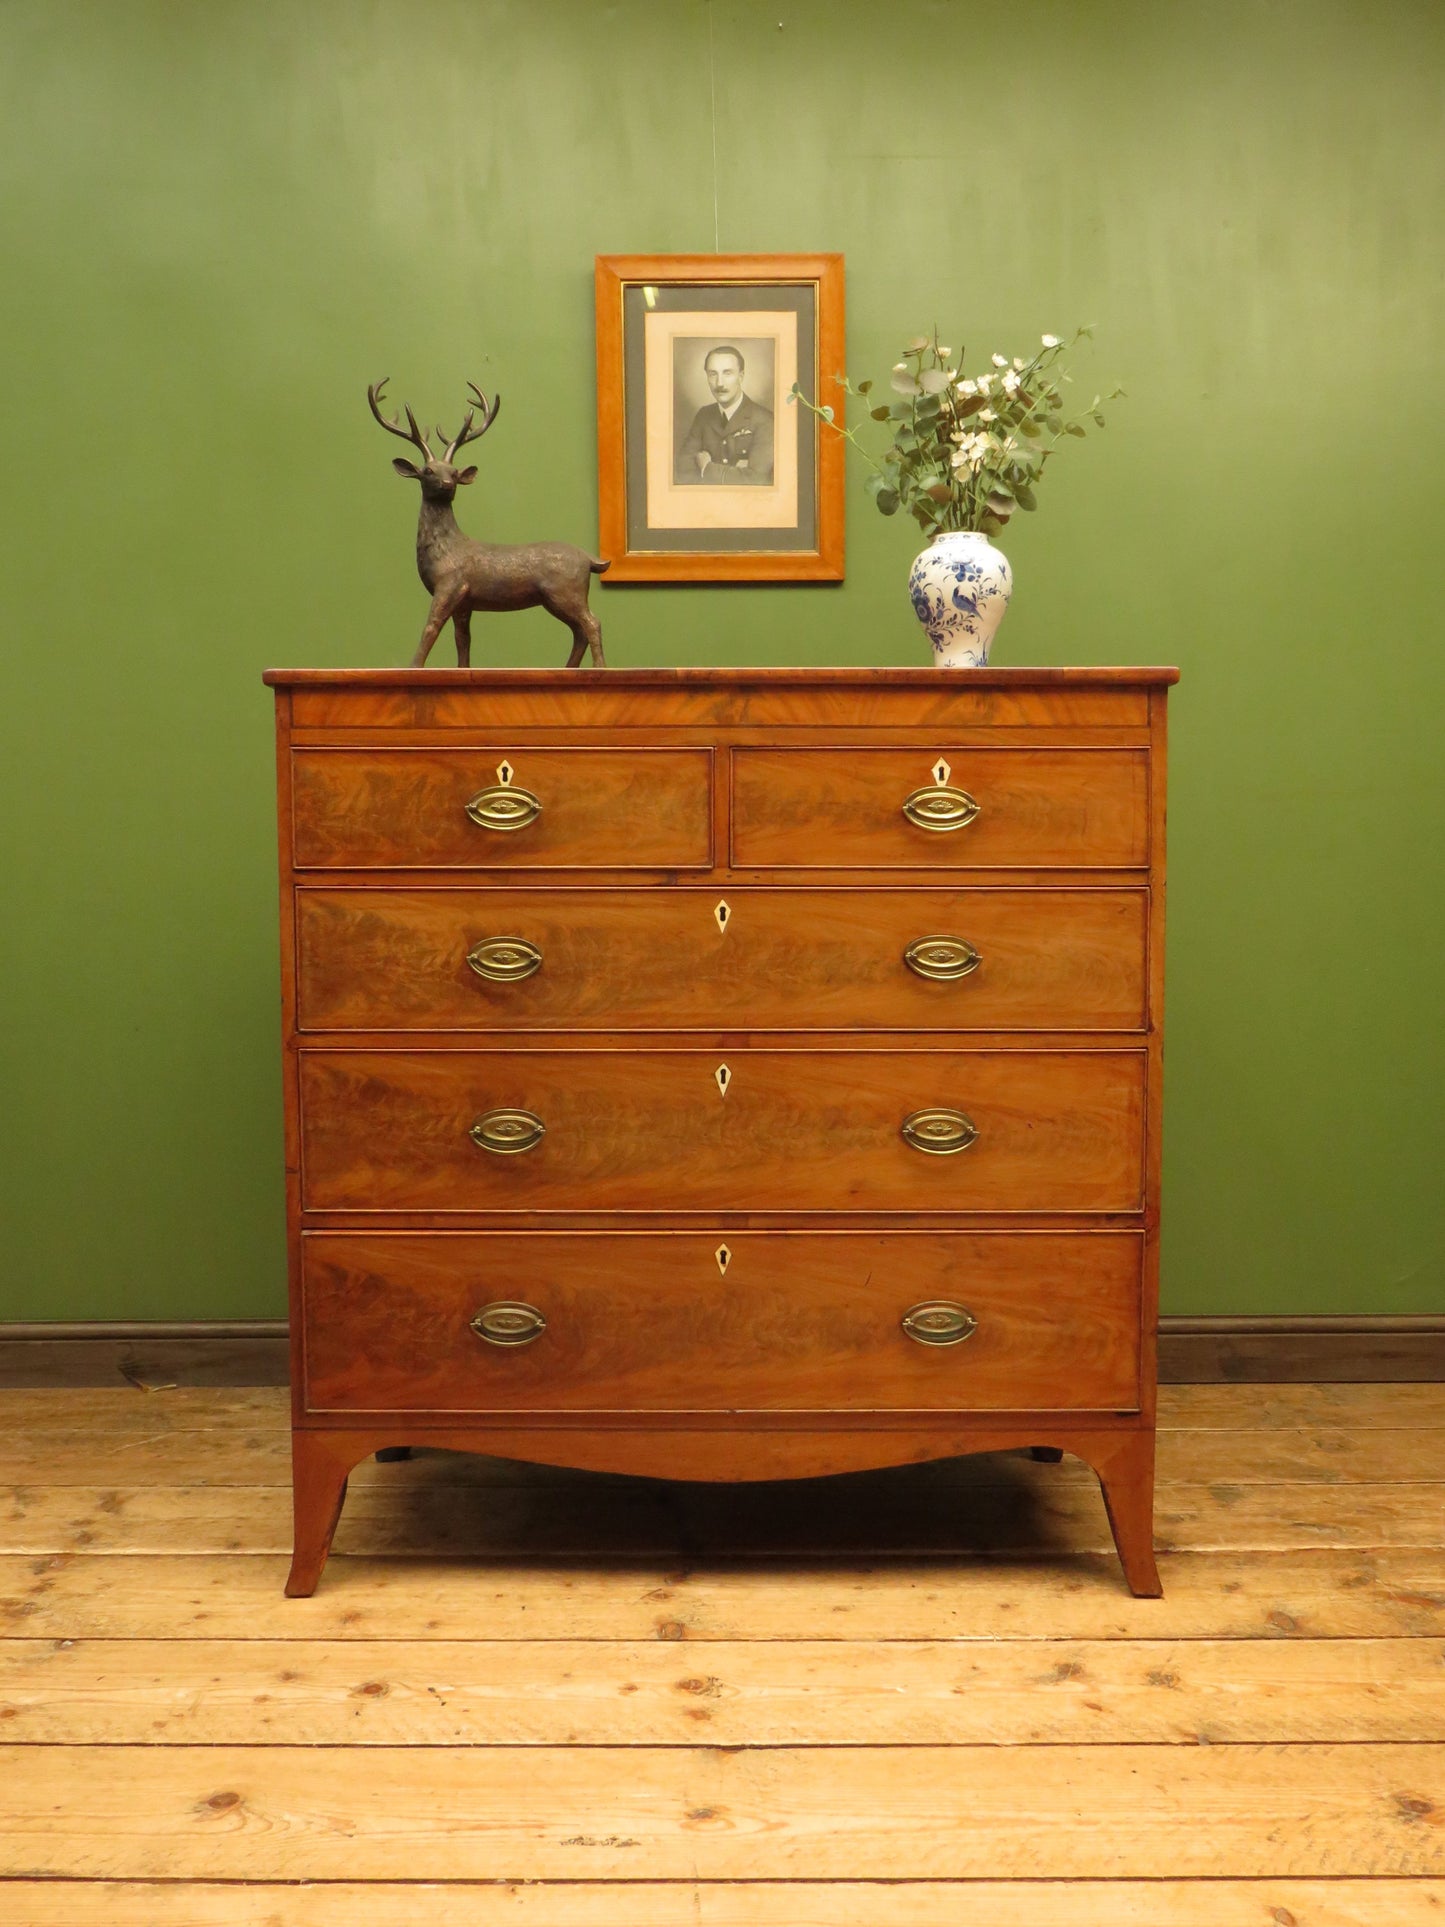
[1,1385,1443,1923]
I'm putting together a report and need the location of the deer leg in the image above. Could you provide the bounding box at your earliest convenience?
[554,605,604,669]
[412,586,461,667]
[452,610,472,668]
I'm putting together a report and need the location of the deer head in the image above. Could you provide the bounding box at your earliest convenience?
[367,378,501,503]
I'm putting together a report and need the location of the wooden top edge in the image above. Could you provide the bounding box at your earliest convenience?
[263,666,1181,688]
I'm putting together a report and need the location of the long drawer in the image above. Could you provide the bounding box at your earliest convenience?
[290,747,713,870]
[298,1049,1146,1214]
[731,747,1149,869]
[295,887,1149,1033]
[301,1229,1143,1414]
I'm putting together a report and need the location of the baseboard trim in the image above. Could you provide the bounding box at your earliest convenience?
[0,1316,1442,1389]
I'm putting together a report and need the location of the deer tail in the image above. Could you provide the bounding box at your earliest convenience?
[589,556,611,574]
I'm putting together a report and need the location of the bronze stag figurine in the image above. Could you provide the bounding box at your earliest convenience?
[368,378,608,668]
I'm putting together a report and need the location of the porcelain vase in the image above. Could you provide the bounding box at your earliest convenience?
[907,530,1013,667]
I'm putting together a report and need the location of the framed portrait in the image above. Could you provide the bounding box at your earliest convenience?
[595,252,845,582]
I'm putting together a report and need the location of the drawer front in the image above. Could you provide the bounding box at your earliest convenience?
[297,887,1148,1032]
[731,747,1149,870]
[301,1230,1143,1414]
[298,1049,1145,1214]
[290,747,712,870]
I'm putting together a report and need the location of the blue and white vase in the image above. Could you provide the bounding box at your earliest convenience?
[908,530,1013,667]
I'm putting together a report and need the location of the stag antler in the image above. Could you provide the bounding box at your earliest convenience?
[440,381,502,463]
[367,378,435,461]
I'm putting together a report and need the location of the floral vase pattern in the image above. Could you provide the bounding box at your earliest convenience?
[908,530,1013,667]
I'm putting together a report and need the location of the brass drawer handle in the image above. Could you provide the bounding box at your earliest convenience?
[902,783,980,832]
[901,1107,978,1155]
[467,936,543,982]
[471,1301,547,1347]
[902,1301,978,1347]
[465,783,542,832]
[904,935,981,981]
[470,1108,546,1154]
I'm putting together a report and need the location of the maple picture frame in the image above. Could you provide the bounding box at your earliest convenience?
[595,252,845,583]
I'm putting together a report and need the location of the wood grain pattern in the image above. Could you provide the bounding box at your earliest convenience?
[5,1879,1441,1927]
[299,1230,1142,1415]
[731,745,1149,870]
[5,1475,1442,1558]
[295,886,1150,1033]
[297,1048,1147,1215]
[4,1742,1441,1879]
[290,746,712,870]
[9,1420,1445,1488]
[6,1548,1443,1640]
[3,1635,1440,1745]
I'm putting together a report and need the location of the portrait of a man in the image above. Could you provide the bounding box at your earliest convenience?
[675,342,775,485]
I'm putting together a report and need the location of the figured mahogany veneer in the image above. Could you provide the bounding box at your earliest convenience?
[295,887,1149,1033]
[297,1048,1146,1216]
[301,1231,1144,1415]
[265,666,1177,1600]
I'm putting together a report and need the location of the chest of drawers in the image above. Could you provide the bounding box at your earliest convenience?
[265,666,1176,1596]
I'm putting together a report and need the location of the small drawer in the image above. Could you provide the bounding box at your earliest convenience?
[730,747,1149,870]
[298,1048,1146,1215]
[301,1229,1143,1414]
[296,886,1149,1033]
[290,747,712,871]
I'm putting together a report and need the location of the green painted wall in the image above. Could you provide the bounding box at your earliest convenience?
[2,0,1442,1320]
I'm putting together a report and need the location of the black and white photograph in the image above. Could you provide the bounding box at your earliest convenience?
[595,253,846,580]
[672,336,776,486]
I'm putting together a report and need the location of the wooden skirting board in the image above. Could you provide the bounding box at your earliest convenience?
[0,1316,1441,1388]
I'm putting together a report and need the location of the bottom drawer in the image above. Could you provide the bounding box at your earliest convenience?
[301,1230,1143,1415]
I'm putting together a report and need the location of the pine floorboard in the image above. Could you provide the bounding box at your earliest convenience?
[1,1381,1442,1924]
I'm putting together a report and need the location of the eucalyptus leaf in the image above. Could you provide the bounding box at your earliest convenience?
[890,368,922,396]
[1020,419,1041,437]
[1013,481,1038,511]
[876,487,900,515]
[986,491,1014,516]
[870,404,892,421]
[1065,422,1086,437]
[919,368,951,394]
[890,401,913,419]
[926,481,952,503]
[820,405,834,422]
[863,470,886,497]
[857,379,873,395]
[979,511,1005,536]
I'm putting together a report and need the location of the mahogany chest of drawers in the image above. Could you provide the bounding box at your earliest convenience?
[265,666,1177,1596]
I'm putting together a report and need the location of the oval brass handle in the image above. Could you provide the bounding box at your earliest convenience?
[467,936,543,983]
[901,1301,978,1347]
[902,783,980,832]
[465,783,542,832]
[471,1301,547,1347]
[904,935,981,981]
[901,1107,978,1155]
[470,1108,545,1154]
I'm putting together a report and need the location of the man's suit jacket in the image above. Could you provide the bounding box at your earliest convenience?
[677,393,775,484]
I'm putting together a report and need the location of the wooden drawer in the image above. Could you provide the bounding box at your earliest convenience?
[298,1048,1146,1215]
[289,747,712,870]
[296,886,1149,1032]
[730,747,1149,870]
[301,1229,1143,1414]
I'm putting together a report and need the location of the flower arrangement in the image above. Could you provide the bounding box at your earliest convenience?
[790,326,1120,539]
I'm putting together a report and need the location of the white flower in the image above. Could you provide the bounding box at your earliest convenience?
[991,353,1009,368]
[978,408,996,422]
[937,345,952,357]
[975,372,992,392]
[1041,334,1060,348]
[1002,369,1021,394]
[1012,357,1026,371]
[956,378,977,395]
